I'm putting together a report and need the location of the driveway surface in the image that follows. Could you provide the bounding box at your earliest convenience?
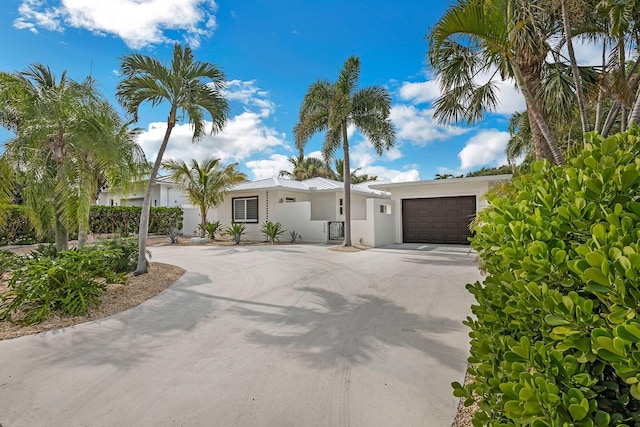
[0,244,480,427]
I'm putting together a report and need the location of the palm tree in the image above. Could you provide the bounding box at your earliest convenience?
[0,64,117,250]
[279,152,336,180]
[163,158,246,238]
[333,159,377,184]
[294,56,395,246]
[116,43,229,275]
[428,0,565,165]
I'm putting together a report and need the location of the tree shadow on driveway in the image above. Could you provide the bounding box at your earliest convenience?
[26,272,216,371]
[234,286,468,371]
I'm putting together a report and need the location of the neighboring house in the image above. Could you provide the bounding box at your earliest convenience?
[96,176,189,208]
[216,177,394,245]
[96,173,511,246]
[370,174,511,245]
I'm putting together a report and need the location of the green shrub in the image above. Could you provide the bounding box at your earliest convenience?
[92,237,147,273]
[261,221,285,244]
[89,206,183,235]
[0,205,44,246]
[203,220,221,239]
[0,248,126,324]
[0,250,21,275]
[225,223,246,245]
[458,128,640,426]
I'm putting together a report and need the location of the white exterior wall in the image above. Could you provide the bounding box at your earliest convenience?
[181,206,219,236]
[349,193,368,220]
[217,190,266,242]
[350,198,395,247]
[310,193,337,221]
[271,202,328,243]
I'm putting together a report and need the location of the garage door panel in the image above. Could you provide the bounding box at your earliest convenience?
[402,196,476,244]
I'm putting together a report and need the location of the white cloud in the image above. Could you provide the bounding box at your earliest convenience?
[398,80,441,104]
[390,104,469,146]
[457,129,510,171]
[14,0,218,49]
[245,154,291,180]
[360,165,420,183]
[222,80,275,118]
[472,69,525,115]
[136,112,287,166]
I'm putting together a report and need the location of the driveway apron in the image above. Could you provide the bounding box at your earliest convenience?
[0,244,480,427]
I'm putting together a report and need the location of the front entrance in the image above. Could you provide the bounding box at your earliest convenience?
[328,221,345,240]
[402,196,476,244]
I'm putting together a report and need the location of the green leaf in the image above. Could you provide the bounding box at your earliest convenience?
[569,403,588,420]
[584,268,610,287]
[545,314,570,326]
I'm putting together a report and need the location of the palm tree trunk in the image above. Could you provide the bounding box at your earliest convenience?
[561,0,589,141]
[199,205,207,238]
[595,41,607,133]
[628,85,640,126]
[341,123,352,247]
[134,107,176,275]
[602,101,620,137]
[512,63,565,165]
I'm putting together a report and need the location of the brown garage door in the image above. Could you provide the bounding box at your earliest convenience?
[402,196,476,244]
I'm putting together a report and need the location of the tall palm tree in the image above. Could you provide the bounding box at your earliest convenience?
[294,56,395,246]
[429,0,565,164]
[163,158,246,238]
[279,152,337,180]
[0,64,114,250]
[117,43,229,275]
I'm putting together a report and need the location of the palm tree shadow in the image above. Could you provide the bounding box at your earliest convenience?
[235,287,467,370]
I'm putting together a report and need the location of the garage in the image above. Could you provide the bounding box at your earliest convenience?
[402,196,476,244]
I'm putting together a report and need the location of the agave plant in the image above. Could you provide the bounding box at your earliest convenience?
[261,221,285,244]
[225,223,246,245]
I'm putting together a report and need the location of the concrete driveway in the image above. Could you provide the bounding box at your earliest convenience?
[0,244,480,427]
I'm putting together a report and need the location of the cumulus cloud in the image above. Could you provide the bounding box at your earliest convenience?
[245,154,291,180]
[457,129,510,171]
[137,112,287,165]
[397,80,441,104]
[222,79,275,118]
[390,104,469,146]
[397,66,526,119]
[359,165,420,183]
[14,0,218,49]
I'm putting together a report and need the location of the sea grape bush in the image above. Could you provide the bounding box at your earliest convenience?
[457,128,640,426]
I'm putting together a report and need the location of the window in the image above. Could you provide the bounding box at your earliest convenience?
[339,198,343,215]
[379,204,392,214]
[285,197,296,203]
[233,197,258,223]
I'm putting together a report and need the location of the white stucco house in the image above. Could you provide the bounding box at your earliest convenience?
[96,174,511,246]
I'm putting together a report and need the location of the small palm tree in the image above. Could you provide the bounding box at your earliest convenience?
[279,152,336,180]
[163,158,246,238]
[294,56,395,246]
[117,43,229,274]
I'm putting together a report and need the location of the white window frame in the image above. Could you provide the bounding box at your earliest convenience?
[233,196,258,223]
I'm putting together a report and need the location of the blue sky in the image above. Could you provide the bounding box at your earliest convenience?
[0,0,530,182]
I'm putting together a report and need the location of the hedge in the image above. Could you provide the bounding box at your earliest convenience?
[0,206,183,245]
[0,205,42,246]
[457,128,640,426]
